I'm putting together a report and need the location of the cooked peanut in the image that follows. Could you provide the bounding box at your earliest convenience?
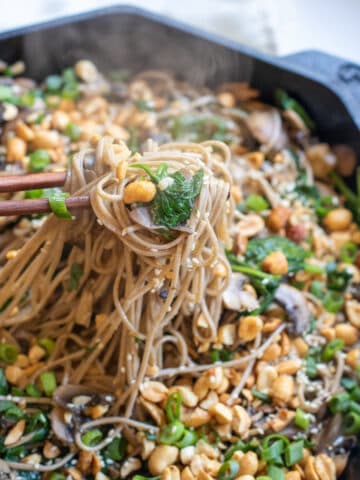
[231,185,243,204]
[261,343,281,361]
[236,451,258,475]
[15,354,29,368]
[306,143,336,179]
[124,180,157,204]
[28,344,46,364]
[197,471,213,480]
[169,386,198,407]
[205,367,224,390]
[22,453,42,465]
[345,349,359,369]
[180,446,196,465]
[218,324,236,346]
[245,151,264,169]
[217,92,236,108]
[262,251,288,275]
[5,365,23,385]
[51,110,69,131]
[181,466,195,480]
[267,205,291,232]
[214,262,228,278]
[209,402,233,424]
[148,445,179,475]
[237,214,265,237]
[256,365,278,392]
[6,136,26,162]
[141,398,166,426]
[231,405,251,436]
[194,375,209,400]
[161,465,181,480]
[293,337,309,357]
[320,327,335,341]
[345,299,360,328]
[268,409,295,432]
[335,323,358,346]
[285,472,301,480]
[4,419,25,446]
[196,439,219,459]
[77,450,93,473]
[32,130,60,149]
[334,144,356,177]
[83,404,109,419]
[276,359,302,375]
[141,381,168,403]
[305,454,336,480]
[323,208,353,232]
[262,317,282,333]
[271,375,295,405]
[15,120,34,141]
[120,457,141,478]
[182,407,211,428]
[43,440,60,459]
[238,316,263,342]
[75,60,99,82]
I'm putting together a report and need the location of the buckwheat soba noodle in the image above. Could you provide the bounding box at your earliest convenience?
[0,60,358,479]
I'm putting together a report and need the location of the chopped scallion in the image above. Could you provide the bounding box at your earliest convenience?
[0,343,18,363]
[321,339,344,362]
[40,371,57,396]
[28,149,51,172]
[217,459,239,480]
[284,440,304,466]
[81,428,103,446]
[294,408,310,431]
[38,338,55,355]
[245,194,269,212]
[340,242,357,263]
[48,192,73,220]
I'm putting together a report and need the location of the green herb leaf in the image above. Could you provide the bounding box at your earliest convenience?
[68,263,83,291]
[245,236,310,273]
[104,436,126,461]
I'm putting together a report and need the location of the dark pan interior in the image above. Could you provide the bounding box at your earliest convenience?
[0,6,359,162]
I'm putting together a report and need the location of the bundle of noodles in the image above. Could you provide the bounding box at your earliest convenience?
[0,137,233,427]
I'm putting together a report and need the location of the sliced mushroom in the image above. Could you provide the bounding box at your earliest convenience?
[274,284,311,335]
[50,406,74,444]
[245,109,288,151]
[53,384,113,410]
[129,206,193,233]
[223,273,259,312]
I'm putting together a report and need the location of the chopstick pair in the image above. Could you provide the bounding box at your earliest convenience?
[0,171,90,216]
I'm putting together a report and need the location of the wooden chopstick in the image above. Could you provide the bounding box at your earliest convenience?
[0,171,67,192]
[0,196,90,216]
[0,171,89,217]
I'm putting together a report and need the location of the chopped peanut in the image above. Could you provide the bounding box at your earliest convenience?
[267,205,291,232]
[28,344,46,364]
[6,136,26,162]
[345,349,359,369]
[148,445,179,476]
[123,180,157,204]
[141,381,168,403]
[245,151,264,169]
[238,316,263,342]
[261,251,288,275]
[4,419,25,446]
[209,402,233,424]
[15,120,34,141]
[271,375,295,405]
[323,208,353,232]
[5,365,23,385]
[231,405,251,436]
[334,323,358,346]
[276,359,302,375]
[293,337,309,357]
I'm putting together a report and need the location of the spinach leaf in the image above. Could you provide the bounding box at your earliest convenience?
[326,262,352,292]
[131,163,204,229]
[245,236,310,273]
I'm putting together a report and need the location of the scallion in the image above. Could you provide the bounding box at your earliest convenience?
[344,411,360,434]
[48,192,73,220]
[217,459,239,480]
[65,122,81,141]
[329,392,350,413]
[294,408,310,430]
[175,428,198,448]
[267,464,285,480]
[81,428,103,446]
[303,263,324,274]
[159,420,185,445]
[321,339,344,362]
[340,242,357,264]
[0,343,18,364]
[284,440,304,466]
[28,149,51,172]
[105,436,126,461]
[38,338,55,355]
[245,194,269,212]
[261,439,284,464]
[26,383,42,397]
[322,291,344,313]
[252,389,272,403]
[166,392,182,422]
[40,371,57,396]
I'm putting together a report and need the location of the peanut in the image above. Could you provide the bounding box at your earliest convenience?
[267,205,291,232]
[6,136,26,162]
[323,208,353,232]
[261,251,288,275]
[124,180,157,204]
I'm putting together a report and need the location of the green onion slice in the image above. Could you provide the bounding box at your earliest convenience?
[81,428,103,446]
[40,371,57,396]
[321,339,344,362]
[48,192,73,220]
[294,408,310,431]
[166,392,182,422]
[217,460,239,480]
[159,420,185,445]
[0,343,18,364]
[28,149,51,172]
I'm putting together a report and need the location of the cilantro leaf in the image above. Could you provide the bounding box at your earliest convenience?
[131,163,204,229]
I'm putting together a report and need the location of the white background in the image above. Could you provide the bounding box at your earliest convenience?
[0,0,360,64]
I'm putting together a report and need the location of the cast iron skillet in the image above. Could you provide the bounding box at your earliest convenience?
[0,5,358,478]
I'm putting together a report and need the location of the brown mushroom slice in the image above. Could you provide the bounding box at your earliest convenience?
[50,406,74,445]
[274,284,311,336]
[245,109,288,151]
[53,384,113,410]
[223,273,259,312]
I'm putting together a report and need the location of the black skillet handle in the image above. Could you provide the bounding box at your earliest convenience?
[283,50,360,130]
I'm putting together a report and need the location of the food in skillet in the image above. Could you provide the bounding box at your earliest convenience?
[0,59,359,480]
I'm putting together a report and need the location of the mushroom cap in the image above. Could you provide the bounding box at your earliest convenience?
[274,284,311,336]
